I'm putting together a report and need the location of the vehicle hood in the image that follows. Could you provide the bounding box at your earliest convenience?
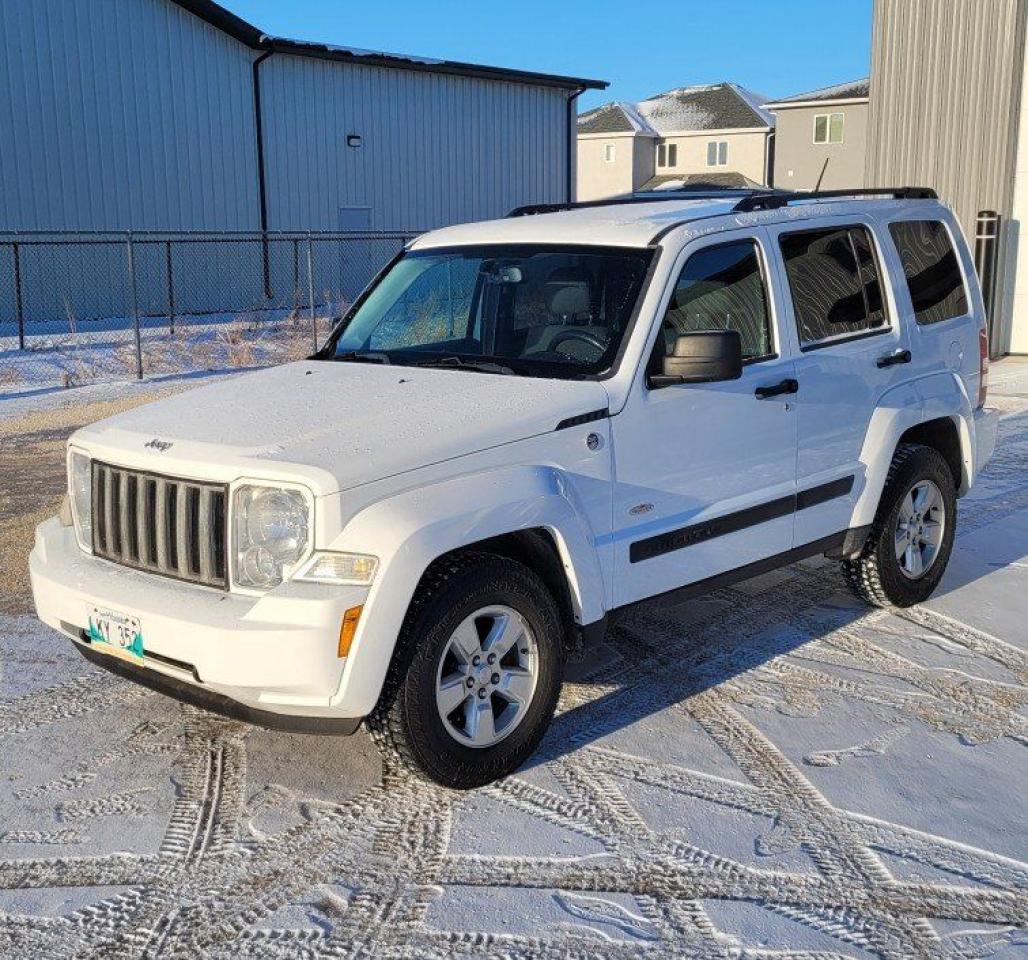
[74,361,611,493]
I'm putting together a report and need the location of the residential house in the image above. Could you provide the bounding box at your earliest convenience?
[576,82,774,201]
[765,79,869,191]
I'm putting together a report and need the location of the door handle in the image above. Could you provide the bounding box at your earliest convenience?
[876,349,912,368]
[754,378,799,399]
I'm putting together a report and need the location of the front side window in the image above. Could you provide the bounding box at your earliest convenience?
[706,141,729,166]
[328,245,654,378]
[657,239,773,363]
[780,225,888,346]
[814,112,844,144]
[888,220,969,325]
[604,143,616,163]
[657,142,678,168]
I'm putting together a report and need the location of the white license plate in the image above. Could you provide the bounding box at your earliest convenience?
[87,606,144,664]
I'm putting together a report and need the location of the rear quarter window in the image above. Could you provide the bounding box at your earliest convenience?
[888,220,969,325]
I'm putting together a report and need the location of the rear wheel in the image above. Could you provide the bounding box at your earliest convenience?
[842,443,956,608]
[366,553,564,789]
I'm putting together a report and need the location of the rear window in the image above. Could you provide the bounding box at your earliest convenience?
[888,220,969,325]
[779,225,888,347]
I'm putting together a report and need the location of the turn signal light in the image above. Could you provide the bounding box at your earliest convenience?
[338,605,363,658]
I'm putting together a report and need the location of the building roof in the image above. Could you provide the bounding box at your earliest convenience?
[171,0,607,91]
[766,78,870,106]
[578,83,773,136]
[637,172,764,192]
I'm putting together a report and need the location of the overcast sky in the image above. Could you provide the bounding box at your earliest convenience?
[228,0,873,111]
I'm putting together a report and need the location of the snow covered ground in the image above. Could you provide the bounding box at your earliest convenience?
[0,364,1026,958]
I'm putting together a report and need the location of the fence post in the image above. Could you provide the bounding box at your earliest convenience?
[126,232,143,380]
[975,210,1001,359]
[165,239,176,334]
[12,240,25,350]
[307,231,317,351]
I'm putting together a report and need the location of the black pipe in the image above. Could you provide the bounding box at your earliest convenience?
[252,49,274,298]
[566,86,585,203]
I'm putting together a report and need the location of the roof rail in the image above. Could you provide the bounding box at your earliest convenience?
[733,186,938,213]
[508,186,779,218]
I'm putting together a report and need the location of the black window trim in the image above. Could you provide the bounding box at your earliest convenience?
[884,216,972,328]
[778,221,894,352]
[649,234,780,379]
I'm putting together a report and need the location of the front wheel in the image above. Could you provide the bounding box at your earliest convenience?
[366,553,564,789]
[842,443,956,608]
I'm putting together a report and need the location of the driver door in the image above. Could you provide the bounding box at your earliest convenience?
[610,228,799,606]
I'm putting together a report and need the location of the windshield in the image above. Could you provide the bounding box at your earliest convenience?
[327,244,654,377]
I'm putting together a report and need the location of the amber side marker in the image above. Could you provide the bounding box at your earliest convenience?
[338,605,363,658]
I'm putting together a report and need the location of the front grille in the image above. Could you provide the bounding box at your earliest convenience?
[91,461,228,589]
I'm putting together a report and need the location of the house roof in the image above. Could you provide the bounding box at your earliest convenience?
[637,172,764,192]
[578,83,773,136]
[766,78,870,106]
[171,0,607,91]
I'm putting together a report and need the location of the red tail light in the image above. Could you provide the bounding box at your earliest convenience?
[978,326,989,409]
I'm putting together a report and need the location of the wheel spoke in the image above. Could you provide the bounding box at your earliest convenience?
[498,668,534,706]
[904,543,923,577]
[449,620,482,664]
[921,519,943,547]
[467,699,496,745]
[899,491,916,522]
[894,527,909,560]
[436,676,470,716]
[484,613,524,659]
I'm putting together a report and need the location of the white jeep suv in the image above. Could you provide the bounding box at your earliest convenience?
[31,187,999,787]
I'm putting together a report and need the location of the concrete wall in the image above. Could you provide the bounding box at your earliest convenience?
[771,102,867,190]
[866,0,1028,354]
[576,134,652,200]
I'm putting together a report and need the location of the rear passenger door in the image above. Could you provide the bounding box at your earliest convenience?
[765,218,911,547]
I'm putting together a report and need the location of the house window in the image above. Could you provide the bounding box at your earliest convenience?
[813,112,844,144]
[706,141,728,166]
[604,143,616,163]
[657,142,678,167]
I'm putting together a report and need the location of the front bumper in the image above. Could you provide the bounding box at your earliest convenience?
[30,517,368,725]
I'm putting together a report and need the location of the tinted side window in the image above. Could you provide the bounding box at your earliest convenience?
[888,220,969,325]
[780,225,887,346]
[660,240,773,361]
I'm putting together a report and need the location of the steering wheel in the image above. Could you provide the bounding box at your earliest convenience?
[548,328,608,360]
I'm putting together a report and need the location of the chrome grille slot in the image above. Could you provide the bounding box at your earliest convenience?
[91,461,228,589]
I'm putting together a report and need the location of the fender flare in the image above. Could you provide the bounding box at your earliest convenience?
[325,465,606,716]
[852,372,974,528]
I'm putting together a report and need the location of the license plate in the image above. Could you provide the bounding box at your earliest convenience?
[86,606,144,664]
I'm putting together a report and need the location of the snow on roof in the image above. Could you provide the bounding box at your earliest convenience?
[766,78,870,106]
[578,82,773,137]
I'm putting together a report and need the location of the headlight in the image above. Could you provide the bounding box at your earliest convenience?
[232,484,311,589]
[294,552,378,585]
[68,450,92,552]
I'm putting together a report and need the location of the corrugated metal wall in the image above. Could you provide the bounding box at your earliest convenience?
[866,0,1026,237]
[259,54,569,232]
[0,0,260,231]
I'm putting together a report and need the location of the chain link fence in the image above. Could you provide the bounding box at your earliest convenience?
[0,230,418,394]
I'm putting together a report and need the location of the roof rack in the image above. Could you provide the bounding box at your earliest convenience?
[732,186,938,213]
[508,186,780,218]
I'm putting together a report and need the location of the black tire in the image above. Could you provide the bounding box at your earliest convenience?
[366,552,565,789]
[842,443,956,608]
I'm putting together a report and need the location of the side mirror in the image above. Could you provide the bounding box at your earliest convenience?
[648,330,743,389]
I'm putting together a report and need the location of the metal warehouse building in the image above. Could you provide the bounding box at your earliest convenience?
[0,0,604,233]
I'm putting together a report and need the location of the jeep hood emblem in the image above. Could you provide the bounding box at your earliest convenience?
[144,438,173,452]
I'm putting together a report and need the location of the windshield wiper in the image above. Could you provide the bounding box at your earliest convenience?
[332,351,391,365]
[408,355,516,376]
